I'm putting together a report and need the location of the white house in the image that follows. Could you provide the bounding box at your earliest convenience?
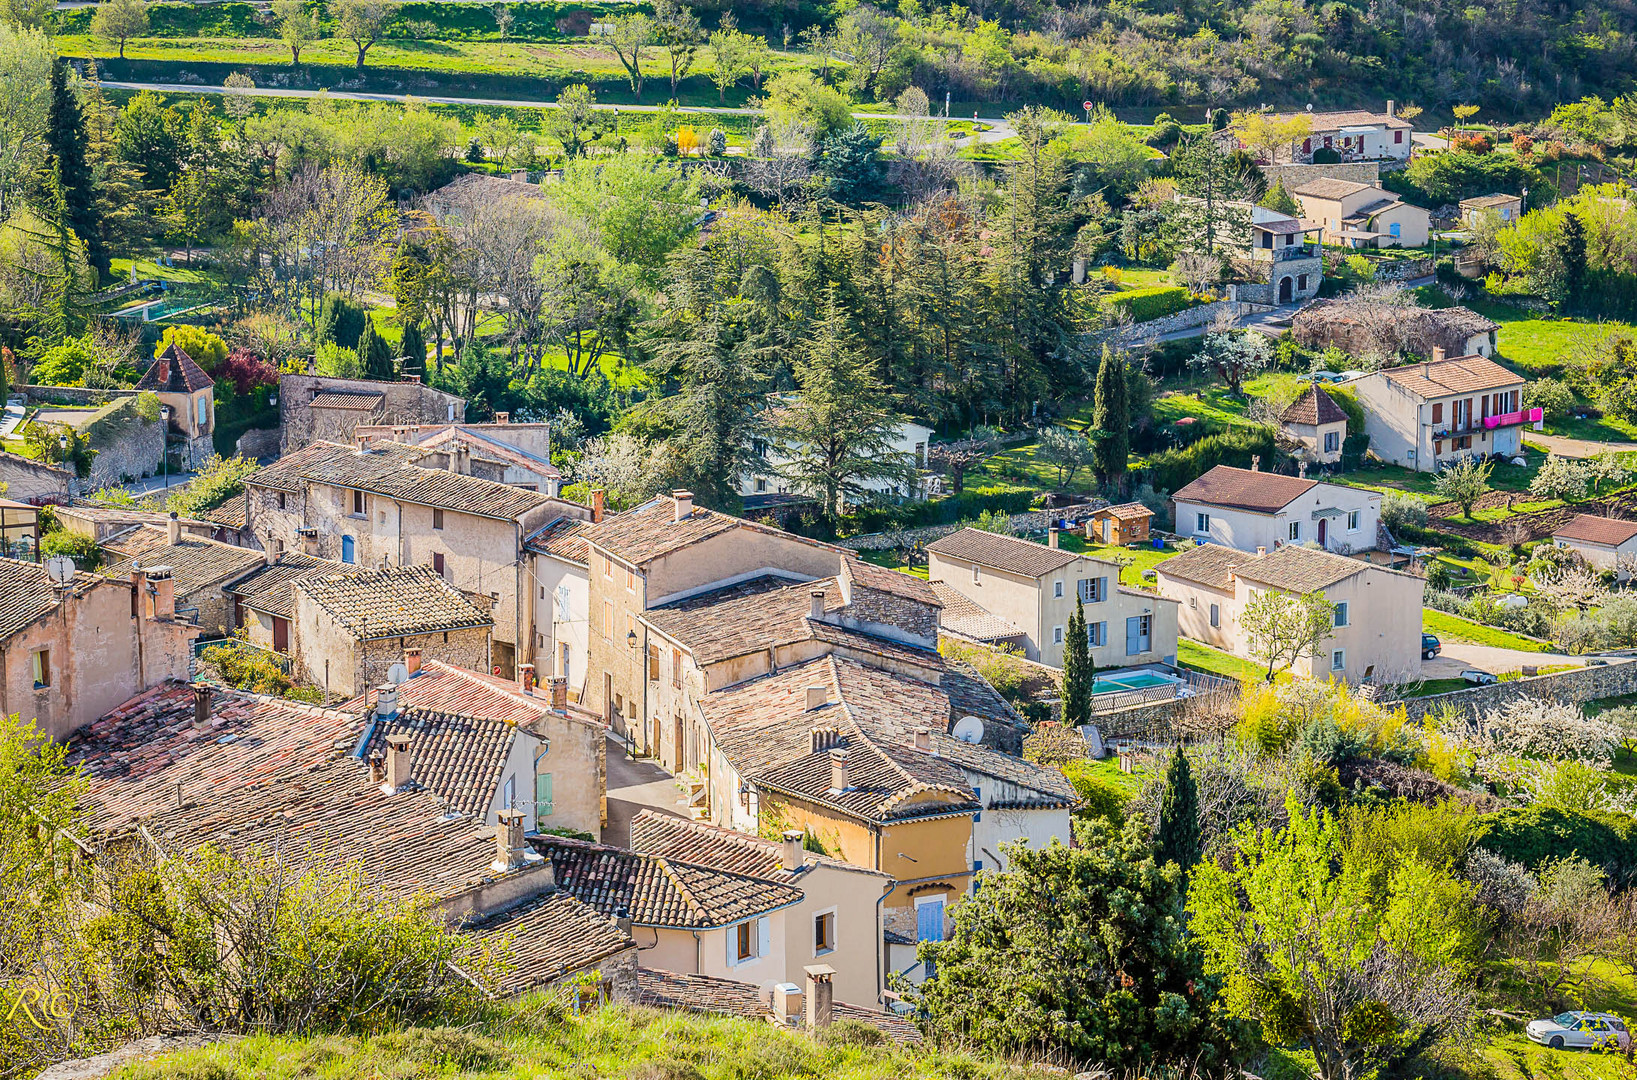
[1553,514,1637,582]
[1172,464,1381,555]
[1347,352,1532,472]
[528,512,594,698]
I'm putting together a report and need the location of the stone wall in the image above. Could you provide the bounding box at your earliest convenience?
[1391,658,1637,722]
[279,374,466,454]
[1260,162,1382,191]
[17,384,137,406]
[235,427,280,459]
[83,398,166,489]
[0,451,72,502]
[356,625,492,691]
[838,511,1059,552]
[1111,300,1264,344]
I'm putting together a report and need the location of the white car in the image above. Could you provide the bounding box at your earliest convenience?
[1526,1012,1631,1051]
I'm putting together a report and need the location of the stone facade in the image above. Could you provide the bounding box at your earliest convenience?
[278,374,465,455]
[1112,300,1264,345]
[1392,658,1637,723]
[289,597,494,698]
[1233,254,1325,306]
[235,427,280,459]
[0,451,72,503]
[1261,162,1382,191]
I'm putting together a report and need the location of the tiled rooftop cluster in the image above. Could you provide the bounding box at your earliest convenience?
[298,563,493,638]
[248,440,554,520]
[0,556,105,641]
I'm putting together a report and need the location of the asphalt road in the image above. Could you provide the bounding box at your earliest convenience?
[600,732,690,847]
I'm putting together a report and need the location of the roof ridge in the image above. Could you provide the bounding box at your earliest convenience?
[654,855,709,920]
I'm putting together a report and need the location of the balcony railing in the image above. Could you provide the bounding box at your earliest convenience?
[1482,407,1543,430]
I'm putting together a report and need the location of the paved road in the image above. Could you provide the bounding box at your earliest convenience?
[118,470,196,497]
[1423,640,1582,678]
[1525,431,1637,459]
[601,732,690,847]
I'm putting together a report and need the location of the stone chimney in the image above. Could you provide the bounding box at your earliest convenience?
[157,356,171,385]
[145,567,175,620]
[615,907,634,935]
[546,676,568,711]
[167,511,181,545]
[1250,455,1261,472]
[491,808,538,873]
[368,753,386,785]
[192,684,212,730]
[809,589,825,620]
[590,488,606,524]
[494,412,509,425]
[672,490,694,521]
[449,441,471,475]
[374,683,399,719]
[383,732,413,793]
[404,647,423,676]
[828,748,849,793]
[299,528,319,557]
[781,830,803,872]
[1048,526,1060,549]
[1386,99,1396,118]
[518,662,535,695]
[1431,346,1446,363]
[806,685,828,711]
[914,727,932,752]
[804,965,837,1031]
[809,727,841,753]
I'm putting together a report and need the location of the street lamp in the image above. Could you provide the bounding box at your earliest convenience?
[625,627,640,760]
[160,405,171,488]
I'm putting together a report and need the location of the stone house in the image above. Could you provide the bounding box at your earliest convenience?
[1552,515,1637,582]
[1218,103,1414,164]
[1155,543,1424,683]
[1233,204,1324,305]
[1294,300,1500,361]
[925,527,1179,669]
[1347,352,1531,472]
[353,416,561,494]
[630,810,892,1011]
[1173,464,1381,555]
[289,563,494,698]
[0,557,196,742]
[1460,193,1523,227]
[277,373,466,456]
[1279,385,1351,464]
[1292,178,1431,248]
[0,450,72,503]
[99,517,268,635]
[135,344,215,469]
[54,504,214,546]
[242,440,590,678]
[223,551,360,652]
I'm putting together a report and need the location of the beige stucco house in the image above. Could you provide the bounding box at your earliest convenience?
[1173,464,1381,554]
[926,527,1179,669]
[1552,514,1637,582]
[354,416,562,495]
[1155,543,1424,683]
[1279,385,1351,464]
[1219,103,1414,164]
[1348,352,1531,472]
[1293,178,1430,248]
[135,344,216,470]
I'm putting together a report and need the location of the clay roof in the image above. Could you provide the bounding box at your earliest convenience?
[633,969,921,1041]
[1281,385,1350,427]
[1377,354,1522,398]
[1095,502,1154,521]
[1153,544,1251,590]
[1255,216,1320,235]
[56,504,208,529]
[414,426,561,480]
[353,659,601,732]
[1231,545,1370,593]
[246,441,554,520]
[462,890,632,995]
[1461,193,1521,209]
[99,529,267,595]
[0,556,105,642]
[135,344,213,394]
[529,835,804,929]
[527,517,591,565]
[1554,514,1637,547]
[295,564,493,639]
[842,556,940,606]
[200,498,246,530]
[925,528,1080,578]
[225,553,362,619]
[1296,300,1499,341]
[928,581,1025,642]
[360,709,518,817]
[309,391,385,410]
[1293,177,1374,200]
[67,681,359,831]
[1172,465,1317,514]
[586,494,844,569]
[1273,108,1412,130]
[628,810,883,883]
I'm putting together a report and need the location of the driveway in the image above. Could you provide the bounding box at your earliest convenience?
[1526,432,1637,459]
[1422,640,1582,678]
[601,733,690,847]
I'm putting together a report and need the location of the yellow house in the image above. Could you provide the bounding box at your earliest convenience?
[1293,178,1431,248]
[136,344,216,470]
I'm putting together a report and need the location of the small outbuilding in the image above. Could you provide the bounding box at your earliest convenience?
[1087,502,1153,546]
[1552,514,1637,582]
[1279,385,1351,464]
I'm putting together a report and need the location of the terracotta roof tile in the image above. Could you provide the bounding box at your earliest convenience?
[134,344,213,393]
[928,581,1025,642]
[1231,545,1371,593]
[348,659,602,731]
[246,441,555,519]
[462,890,632,995]
[414,426,561,480]
[1273,108,1412,129]
[100,529,268,595]
[586,495,844,568]
[628,810,885,883]
[1554,514,1637,547]
[633,969,921,1041]
[1152,544,1251,590]
[842,556,940,606]
[527,517,591,565]
[1280,385,1350,427]
[226,553,362,619]
[1377,354,1523,398]
[296,564,493,638]
[925,528,1079,578]
[361,709,518,817]
[1462,194,1521,209]
[1172,465,1317,514]
[1096,502,1154,521]
[0,556,106,641]
[1293,177,1374,200]
[309,391,385,410]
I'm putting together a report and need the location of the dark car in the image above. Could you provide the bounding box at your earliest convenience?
[1422,633,1442,660]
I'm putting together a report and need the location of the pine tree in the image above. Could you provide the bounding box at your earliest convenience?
[1061,596,1093,726]
[358,319,394,380]
[1559,210,1587,313]
[46,57,105,278]
[1090,344,1129,489]
[398,321,426,378]
[1155,745,1201,879]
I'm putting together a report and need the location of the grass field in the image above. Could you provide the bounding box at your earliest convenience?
[1331,445,1547,497]
[1177,639,1264,682]
[108,256,220,286]
[1423,609,1552,653]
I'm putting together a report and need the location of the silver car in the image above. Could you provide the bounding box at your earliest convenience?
[1526,1011,1631,1051]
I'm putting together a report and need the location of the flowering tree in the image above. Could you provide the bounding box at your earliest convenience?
[1481,697,1618,765]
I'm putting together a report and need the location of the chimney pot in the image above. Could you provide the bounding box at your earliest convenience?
[145,567,176,620]
[384,732,413,792]
[672,490,694,521]
[1256,546,1267,556]
[192,685,211,730]
[781,830,803,871]
[492,807,532,872]
[494,412,509,424]
[369,753,386,785]
[403,374,421,384]
[546,675,568,711]
[806,685,827,711]
[590,488,606,524]
[167,511,181,545]
[809,589,825,620]
[804,965,837,1031]
[1048,526,1060,549]
[828,747,849,792]
[519,662,536,695]
[404,647,422,676]
[375,683,399,719]
[914,727,931,752]
[1431,346,1446,363]
[1386,99,1396,118]
[809,727,838,753]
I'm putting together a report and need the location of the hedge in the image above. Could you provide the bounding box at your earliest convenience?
[1474,805,1637,884]
[1108,286,1195,324]
[1142,427,1278,494]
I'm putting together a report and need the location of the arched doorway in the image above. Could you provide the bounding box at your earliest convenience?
[1318,518,1328,546]
[1279,276,1294,303]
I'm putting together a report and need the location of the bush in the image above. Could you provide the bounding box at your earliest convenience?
[1107,285,1195,323]
[1060,760,1131,823]
[1311,147,1341,164]
[1144,427,1278,494]
[1474,806,1637,885]
[157,325,228,372]
[168,454,259,516]
[1380,490,1429,532]
[39,529,101,567]
[1523,377,1575,421]
[201,641,297,696]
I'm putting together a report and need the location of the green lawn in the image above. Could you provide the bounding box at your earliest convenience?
[1330,444,1547,497]
[1177,639,1265,683]
[108,256,220,286]
[1420,291,1637,376]
[1061,535,1179,586]
[859,548,930,580]
[1423,609,1552,653]
[1068,752,1147,795]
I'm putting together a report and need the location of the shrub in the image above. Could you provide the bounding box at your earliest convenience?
[1474,806,1637,884]
[1144,427,1278,494]
[1107,285,1195,322]
[39,529,101,567]
[1450,133,1494,154]
[167,454,259,516]
[1522,377,1575,421]
[218,348,280,396]
[1060,760,1131,823]
[1379,490,1428,531]
[157,325,228,372]
[201,641,296,696]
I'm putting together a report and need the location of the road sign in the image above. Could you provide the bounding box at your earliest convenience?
[1083,100,1094,111]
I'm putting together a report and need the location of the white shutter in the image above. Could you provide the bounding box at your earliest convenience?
[726,926,738,968]
[757,917,771,959]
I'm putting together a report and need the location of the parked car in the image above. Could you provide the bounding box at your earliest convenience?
[1526,1012,1631,1051]
[1422,634,1442,660]
[1461,669,1498,686]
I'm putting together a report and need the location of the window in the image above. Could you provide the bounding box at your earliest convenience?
[1209,603,1220,628]
[1289,521,1301,541]
[1053,626,1065,645]
[815,911,836,955]
[1053,581,1064,599]
[1298,273,1309,290]
[1088,621,1106,647]
[277,492,286,510]
[502,775,515,810]
[31,649,49,689]
[1347,510,1360,531]
[197,395,208,425]
[1389,222,1401,239]
[378,511,387,525]
[1195,512,1210,534]
[1324,431,1340,453]
[433,552,445,576]
[1455,435,1472,451]
[1434,439,1444,455]
[535,773,553,817]
[737,922,754,962]
[1331,649,1346,672]
[433,508,444,530]
[647,644,660,681]
[755,478,767,493]
[671,648,682,688]
[1335,602,1349,627]
[1431,403,1443,426]
[625,569,635,593]
[1125,615,1151,656]
[341,536,355,564]
[352,490,364,515]
[604,557,613,579]
[1080,577,1107,603]
[972,564,980,584]
[555,585,570,619]
[728,917,769,966]
[1394,129,1403,144]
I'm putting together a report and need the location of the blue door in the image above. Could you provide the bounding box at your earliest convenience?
[341,536,355,564]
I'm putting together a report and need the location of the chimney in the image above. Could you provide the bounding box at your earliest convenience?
[828,748,849,793]
[518,662,535,695]
[809,589,825,620]
[781,830,803,872]
[375,683,399,719]
[1048,526,1060,549]
[590,488,606,524]
[804,965,837,1031]
[146,567,175,620]
[546,676,568,711]
[614,906,634,935]
[809,727,840,753]
[1256,546,1267,556]
[383,732,413,793]
[1386,99,1396,118]
[167,511,181,545]
[672,490,694,521]
[402,374,421,385]
[1250,455,1261,472]
[914,727,932,752]
[158,356,170,385]
[491,807,534,873]
[1431,346,1446,363]
[494,412,509,425]
[299,527,319,557]
[129,568,146,615]
[806,685,828,711]
[263,540,277,566]
[192,684,212,730]
[404,647,422,676]
[369,753,386,785]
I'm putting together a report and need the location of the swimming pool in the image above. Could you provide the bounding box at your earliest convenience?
[1090,671,1179,695]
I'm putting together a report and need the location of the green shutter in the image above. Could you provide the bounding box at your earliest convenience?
[535,773,554,818]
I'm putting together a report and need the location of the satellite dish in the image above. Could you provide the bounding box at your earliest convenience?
[386,663,410,686]
[952,716,985,744]
[45,556,75,585]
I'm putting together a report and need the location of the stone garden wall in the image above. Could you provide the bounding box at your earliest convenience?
[1390,657,1637,722]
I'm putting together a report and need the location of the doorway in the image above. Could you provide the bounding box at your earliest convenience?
[1318,518,1328,546]
[1279,276,1294,303]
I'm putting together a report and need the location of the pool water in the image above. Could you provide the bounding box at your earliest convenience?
[1090,672,1176,695]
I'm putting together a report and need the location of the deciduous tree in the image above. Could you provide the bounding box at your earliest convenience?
[90,0,148,59]
[1431,457,1492,518]
[1238,588,1337,681]
[271,0,319,65]
[608,13,654,99]
[332,0,400,69]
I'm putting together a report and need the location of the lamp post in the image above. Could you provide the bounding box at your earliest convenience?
[160,405,171,488]
[625,627,640,761]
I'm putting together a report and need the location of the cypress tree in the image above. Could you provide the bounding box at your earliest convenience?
[1155,746,1201,879]
[358,319,394,381]
[317,292,367,348]
[1090,344,1129,489]
[1061,596,1092,726]
[398,321,426,378]
[46,57,106,278]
